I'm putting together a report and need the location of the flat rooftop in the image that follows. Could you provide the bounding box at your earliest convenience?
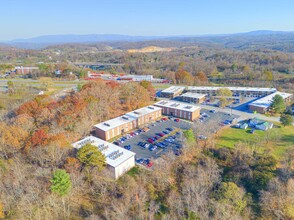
[126,105,162,118]
[94,115,136,131]
[72,136,135,168]
[249,91,292,109]
[161,86,186,94]
[187,86,277,92]
[155,100,200,112]
[180,92,206,99]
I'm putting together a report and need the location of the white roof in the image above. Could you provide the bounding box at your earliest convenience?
[249,91,292,109]
[187,86,277,93]
[161,86,185,94]
[72,136,135,168]
[155,100,200,112]
[126,105,162,118]
[180,92,206,99]
[94,115,136,131]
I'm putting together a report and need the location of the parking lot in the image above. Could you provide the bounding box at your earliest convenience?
[113,118,191,161]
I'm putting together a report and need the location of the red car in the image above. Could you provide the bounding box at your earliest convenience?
[157,133,165,137]
[162,117,168,121]
[147,139,154,144]
[174,118,180,122]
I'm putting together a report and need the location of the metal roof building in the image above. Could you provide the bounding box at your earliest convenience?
[72,136,136,179]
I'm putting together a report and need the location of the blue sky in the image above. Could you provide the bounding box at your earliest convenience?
[1,0,294,41]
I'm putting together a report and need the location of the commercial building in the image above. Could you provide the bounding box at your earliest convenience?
[186,86,277,98]
[154,100,200,121]
[249,91,293,113]
[179,92,206,104]
[160,86,186,98]
[94,105,162,141]
[118,75,154,81]
[72,136,135,179]
[15,66,39,74]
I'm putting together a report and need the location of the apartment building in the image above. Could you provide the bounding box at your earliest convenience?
[186,86,277,98]
[154,100,200,121]
[249,91,293,113]
[160,86,186,98]
[179,92,206,104]
[72,136,135,179]
[94,105,162,141]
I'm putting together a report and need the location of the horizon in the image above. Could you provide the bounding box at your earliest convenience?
[1,0,294,41]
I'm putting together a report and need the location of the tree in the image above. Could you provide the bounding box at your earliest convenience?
[50,169,72,196]
[280,114,293,127]
[77,144,106,170]
[217,88,233,108]
[263,70,273,81]
[139,80,156,98]
[270,94,286,114]
[183,129,196,143]
[213,182,247,215]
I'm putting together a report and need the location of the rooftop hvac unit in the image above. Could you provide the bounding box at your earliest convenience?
[122,116,129,120]
[134,111,140,115]
[148,106,154,110]
[185,106,192,109]
[104,123,110,127]
[111,152,124,160]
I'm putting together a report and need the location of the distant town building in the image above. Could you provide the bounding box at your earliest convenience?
[179,92,206,104]
[94,105,162,141]
[160,86,185,98]
[118,75,154,81]
[15,66,39,74]
[72,136,135,179]
[154,100,200,121]
[249,91,293,114]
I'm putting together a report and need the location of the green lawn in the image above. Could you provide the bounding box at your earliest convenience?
[216,124,294,160]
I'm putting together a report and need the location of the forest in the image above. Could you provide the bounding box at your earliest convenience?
[0,78,293,219]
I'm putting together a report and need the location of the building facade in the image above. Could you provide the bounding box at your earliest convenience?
[186,86,277,98]
[94,105,162,141]
[249,91,293,113]
[154,100,200,121]
[72,136,135,179]
[160,86,186,98]
[179,92,206,104]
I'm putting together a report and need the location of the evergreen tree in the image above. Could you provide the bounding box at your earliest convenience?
[270,94,286,113]
[50,169,72,196]
[280,113,293,127]
[77,144,106,170]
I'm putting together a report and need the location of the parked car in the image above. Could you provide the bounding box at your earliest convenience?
[138,142,144,147]
[149,145,157,151]
[163,130,169,134]
[147,139,154,144]
[162,117,168,121]
[124,145,131,150]
[166,127,173,131]
[157,133,165,137]
[209,109,216,113]
[136,158,144,164]
[174,118,180,122]
[144,143,150,148]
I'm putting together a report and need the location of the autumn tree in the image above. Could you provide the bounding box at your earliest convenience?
[195,71,208,84]
[139,80,156,98]
[50,169,72,196]
[77,144,106,170]
[216,88,233,108]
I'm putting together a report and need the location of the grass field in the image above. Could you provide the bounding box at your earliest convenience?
[216,124,294,160]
